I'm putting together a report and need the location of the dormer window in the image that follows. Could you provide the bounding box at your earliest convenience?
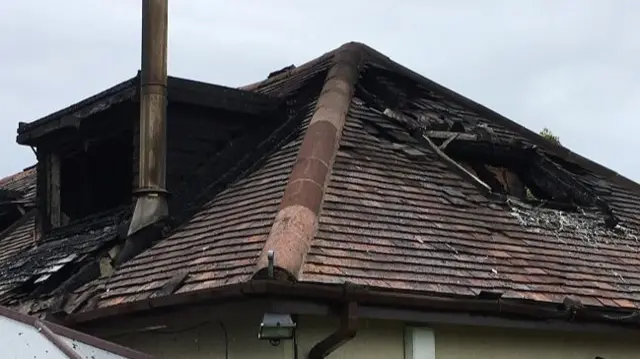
[17,85,136,232]
[58,135,133,224]
[16,75,280,234]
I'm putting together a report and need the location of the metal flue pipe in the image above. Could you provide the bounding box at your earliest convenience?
[129,0,169,236]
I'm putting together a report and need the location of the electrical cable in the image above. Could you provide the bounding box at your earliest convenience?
[218,320,229,359]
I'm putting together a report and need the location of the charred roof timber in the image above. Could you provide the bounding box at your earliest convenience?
[16,77,280,146]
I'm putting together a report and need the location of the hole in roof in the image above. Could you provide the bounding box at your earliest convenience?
[353,65,635,239]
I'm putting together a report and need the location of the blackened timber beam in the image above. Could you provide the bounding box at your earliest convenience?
[47,153,61,228]
[16,76,280,146]
[426,131,477,141]
[17,80,137,145]
[168,77,280,116]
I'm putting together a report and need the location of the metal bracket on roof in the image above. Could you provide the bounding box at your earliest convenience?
[267,250,275,279]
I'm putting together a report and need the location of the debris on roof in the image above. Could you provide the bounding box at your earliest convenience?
[507,198,638,245]
[0,206,128,305]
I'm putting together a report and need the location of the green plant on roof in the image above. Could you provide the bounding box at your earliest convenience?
[539,127,560,145]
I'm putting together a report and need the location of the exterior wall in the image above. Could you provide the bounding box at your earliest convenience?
[107,314,404,359]
[97,308,640,359]
[434,325,640,359]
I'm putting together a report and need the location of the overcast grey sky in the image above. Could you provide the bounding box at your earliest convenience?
[1,1,638,182]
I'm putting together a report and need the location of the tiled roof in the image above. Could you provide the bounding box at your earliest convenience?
[0,167,37,270]
[303,97,640,308]
[0,166,36,201]
[0,207,129,306]
[3,43,640,321]
[65,55,333,312]
[297,59,640,309]
[0,213,36,267]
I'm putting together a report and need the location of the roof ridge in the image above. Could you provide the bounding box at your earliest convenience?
[354,44,640,194]
[253,42,366,280]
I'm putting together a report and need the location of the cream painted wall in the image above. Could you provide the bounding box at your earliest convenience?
[102,310,640,359]
[107,310,289,359]
[107,313,404,359]
[434,325,640,359]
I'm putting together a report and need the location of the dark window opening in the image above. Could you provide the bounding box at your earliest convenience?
[59,134,132,224]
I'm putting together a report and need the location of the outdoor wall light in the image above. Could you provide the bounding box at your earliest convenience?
[258,313,296,346]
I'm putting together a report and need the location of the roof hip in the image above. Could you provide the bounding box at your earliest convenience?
[253,42,366,280]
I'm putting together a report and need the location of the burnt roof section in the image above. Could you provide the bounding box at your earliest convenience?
[3,42,640,329]
[355,58,639,195]
[0,56,331,315]
[63,54,333,314]
[35,43,636,329]
[16,75,282,145]
[0,206,130,306]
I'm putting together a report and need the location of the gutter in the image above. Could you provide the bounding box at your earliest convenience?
[65,280,640,330]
